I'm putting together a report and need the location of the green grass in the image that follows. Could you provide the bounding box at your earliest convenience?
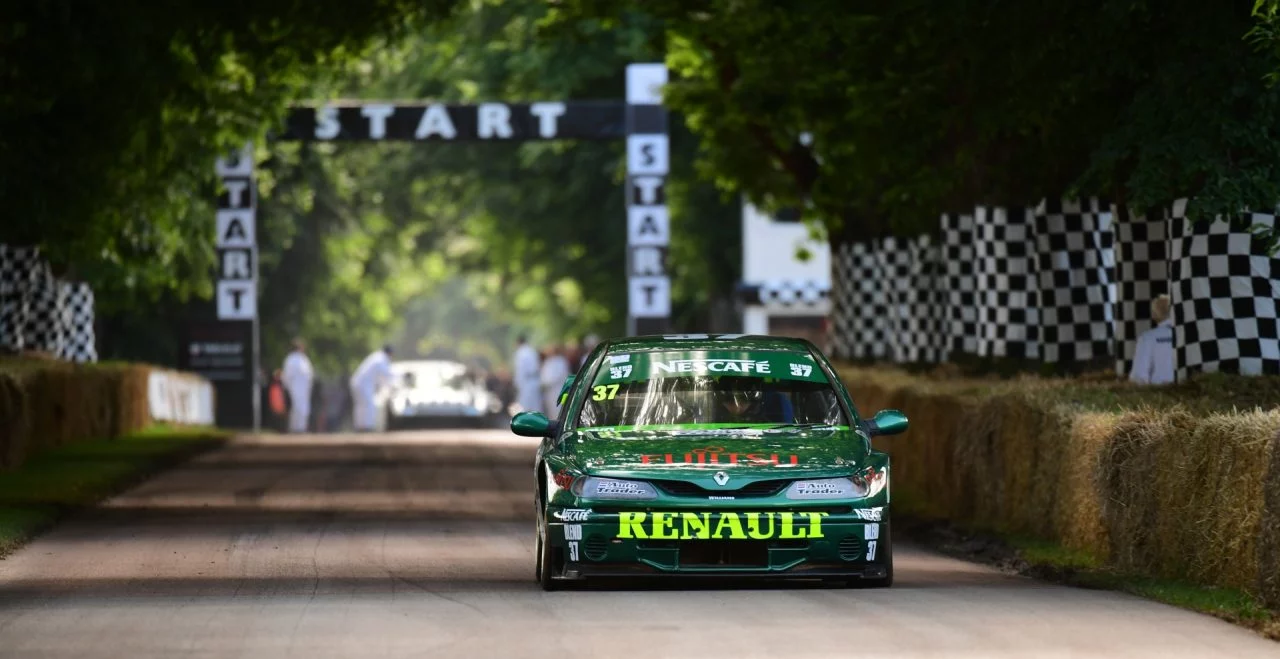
[0,425,227,557]
[1002,534,1280,638]
[1006,535,1102,571]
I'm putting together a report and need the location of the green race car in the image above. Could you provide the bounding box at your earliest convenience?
[510,334,908,590]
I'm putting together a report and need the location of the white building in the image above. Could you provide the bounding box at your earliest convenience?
[736,201,832,345]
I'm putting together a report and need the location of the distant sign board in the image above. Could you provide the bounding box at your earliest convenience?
[178,320,255,429]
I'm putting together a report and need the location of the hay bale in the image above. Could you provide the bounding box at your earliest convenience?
[0,360,159,470]
[1259,428,1280,607]
[1057,412,1112,557]
[1097,407,1277,591]
[839,364,1277,596]
[100,364,151,437]
[0,370,30,468]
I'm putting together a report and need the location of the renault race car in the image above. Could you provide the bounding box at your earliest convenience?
[510,334,908,590]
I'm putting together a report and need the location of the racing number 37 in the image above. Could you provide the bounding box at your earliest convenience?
[592,384,620,401]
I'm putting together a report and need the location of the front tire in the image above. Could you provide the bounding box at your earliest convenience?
[535,502,561,591]
[851,525,894,588]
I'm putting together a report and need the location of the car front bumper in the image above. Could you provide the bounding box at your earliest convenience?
[546,507,888,579]
[391,403,486,418]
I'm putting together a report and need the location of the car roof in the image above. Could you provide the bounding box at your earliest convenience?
[604,334,816,353]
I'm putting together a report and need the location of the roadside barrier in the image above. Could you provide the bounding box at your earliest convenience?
[0,360,212,469]
[840,366,1280,607]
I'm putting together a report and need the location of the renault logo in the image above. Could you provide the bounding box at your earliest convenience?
[713,471,730,486]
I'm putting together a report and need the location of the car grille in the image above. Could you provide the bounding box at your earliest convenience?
[653,479,790,499]
[677,540,769,567]
[838,535,864,561]
[592,505,852,515]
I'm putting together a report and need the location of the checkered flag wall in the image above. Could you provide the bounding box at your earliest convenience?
[1034,198,1117,363]
[882,235,947,363]
[757,280,830,308]
[1168,200,1280,377]
[0,245,39,353]
[828,242,857,359]
[973,206,1040,359]
[60,282,97,363]
[942,213,979,355]
[20,254,60,355]
[830,242,892,360]
[1112,206,1170,376]
[0,245,98,361]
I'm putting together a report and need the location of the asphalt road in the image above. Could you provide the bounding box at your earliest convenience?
[0,430,1275,658]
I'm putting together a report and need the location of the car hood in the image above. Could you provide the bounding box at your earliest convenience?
[562,426,868,483]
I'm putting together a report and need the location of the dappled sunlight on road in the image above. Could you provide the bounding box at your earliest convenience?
[0,430,1275,658]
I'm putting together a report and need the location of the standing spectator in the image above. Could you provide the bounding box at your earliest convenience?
[1130,294,1174,385]
[266,369,289,432]
[513,335,542,415]
[579,333,600,368]
[493,366,516,415]
[281,338,314,433]
[540,343,571,418]
[350,344,395,431]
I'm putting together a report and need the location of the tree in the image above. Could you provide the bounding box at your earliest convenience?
[548,1,1280,242]
[248,0,739,373]
[0,0,455,310]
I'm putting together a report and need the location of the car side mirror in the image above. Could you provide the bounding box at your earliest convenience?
[557,374,576,406]
[511,411,553,437]
[867,409,909,437]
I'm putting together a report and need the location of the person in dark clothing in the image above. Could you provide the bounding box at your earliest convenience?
[709,377,793,424]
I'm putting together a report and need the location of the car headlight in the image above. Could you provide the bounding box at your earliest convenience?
[572,476,658,500]
[785,470,887,500]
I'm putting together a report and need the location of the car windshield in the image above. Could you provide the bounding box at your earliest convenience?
[577,349,847,430]
[395,363,470,391]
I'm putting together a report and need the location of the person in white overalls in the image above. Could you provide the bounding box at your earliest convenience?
[540,344,571,419]
[281,339,314,433]
[1130,295,1174,385]
[350,344,394,431]
[512,335,542,415]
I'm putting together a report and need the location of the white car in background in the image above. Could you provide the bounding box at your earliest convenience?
[380,360,500,429]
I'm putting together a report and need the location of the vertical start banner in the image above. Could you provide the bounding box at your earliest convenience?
[194,145,260,429]
[625,64,671,335]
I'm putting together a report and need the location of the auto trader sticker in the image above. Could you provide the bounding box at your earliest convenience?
[616,511,829,540]
[554,509,592,522]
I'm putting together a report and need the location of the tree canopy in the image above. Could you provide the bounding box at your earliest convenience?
[0,0,454,309]
[548,1,1280,239]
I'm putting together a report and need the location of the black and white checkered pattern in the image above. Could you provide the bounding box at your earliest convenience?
[1035,198,1116,363]
[942,212,980,355]
[0,245,49,354]
[1169,200,1280,378]
[21,255,60,355]
[880,235,947,363]
[0,245,98,361]
[828,242,861,360]
[1112,206,1170,376]
[830,236,948,363]
[59,282,97,363]
[0,245,33,353]
[756,279,830,307]
[876,237,914,362]
[830,241,892,360]
[973,206,1040,359]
